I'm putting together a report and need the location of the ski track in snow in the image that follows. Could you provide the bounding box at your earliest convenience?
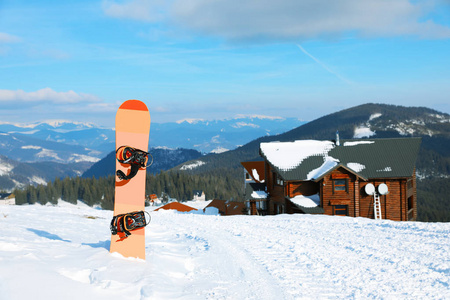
[0,203,449,300]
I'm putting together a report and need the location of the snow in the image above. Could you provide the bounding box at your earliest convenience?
[377,166,393,172]
[234,114,284,120]
[180,160,206,170]
[260,140,335,171]
[347,162,366,173]
[29,176,47,186]
[182,200,212,210]
[390,122,416,136]
[369,113,382,120]
[353,126,376,138]
[176,118,205,124]
[252,168,263,182]
[290,194,320,208]
[69,154,101,163]
[0,162,14,176]
[36,148,62,161]
[231,122,260,129]
[343,141,374,146]
[43,119,94,128]
[1,203,448,300]
[306,156,339,180]
[210,147,229,154]
[251,190,267,199]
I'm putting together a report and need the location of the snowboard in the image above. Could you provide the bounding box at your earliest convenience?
[110,99,150,259]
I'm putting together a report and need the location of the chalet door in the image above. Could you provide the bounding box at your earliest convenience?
[250,202,257,215]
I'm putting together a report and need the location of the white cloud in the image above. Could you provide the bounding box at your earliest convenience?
[104,0,450,41]
[0,32,22,43]
[102,0,167,22]
[0,88,118,127]
[0,88,101,105]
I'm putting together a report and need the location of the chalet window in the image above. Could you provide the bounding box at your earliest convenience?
[333,179,348,193]
[273,172,284,187]
[334,205,348,216]
[408,196,414,210]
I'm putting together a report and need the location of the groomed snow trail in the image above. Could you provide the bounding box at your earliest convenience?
[0,203,449,300]
[148,211,287,299]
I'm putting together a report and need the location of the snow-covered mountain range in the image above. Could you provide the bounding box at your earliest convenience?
[0,116,303,190]
[153,116,305,153]
[0,116,304,158]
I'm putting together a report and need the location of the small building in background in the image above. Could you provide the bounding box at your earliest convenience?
[0,193,15,205]
[205,199,246,216]
[193,190,206,201]
[154,201,197,212]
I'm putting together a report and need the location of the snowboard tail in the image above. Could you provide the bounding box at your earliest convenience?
[110,100,150,259]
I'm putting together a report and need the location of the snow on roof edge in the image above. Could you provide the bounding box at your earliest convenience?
[260,140,335,171]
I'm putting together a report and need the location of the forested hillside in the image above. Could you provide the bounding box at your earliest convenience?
[82,148,203,178]
[13,170,242,210]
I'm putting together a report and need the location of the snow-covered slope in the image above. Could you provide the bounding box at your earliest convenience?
[0,203,448,299]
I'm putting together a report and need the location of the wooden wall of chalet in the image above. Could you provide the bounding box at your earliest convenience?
[287,181,319,197]
[321,168,417,221]
[320,168,357,217]
[265,162,287,215]
[264,161,417,221]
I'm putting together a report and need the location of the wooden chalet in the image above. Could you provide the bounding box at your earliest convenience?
[242,137,421,221]
[205,199,246,216]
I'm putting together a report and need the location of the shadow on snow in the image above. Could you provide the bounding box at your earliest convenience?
[26,228,110,250]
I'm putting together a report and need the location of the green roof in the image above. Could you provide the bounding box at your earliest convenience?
[260,138,421,181]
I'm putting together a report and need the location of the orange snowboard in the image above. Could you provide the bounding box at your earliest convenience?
[110,100,150,259]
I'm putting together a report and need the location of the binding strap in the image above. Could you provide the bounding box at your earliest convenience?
[110,211,151,237]
[116,146,153,181]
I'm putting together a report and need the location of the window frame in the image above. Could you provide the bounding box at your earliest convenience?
[332,178,348,193]
[334,205,348,216]
[273,172,284,187]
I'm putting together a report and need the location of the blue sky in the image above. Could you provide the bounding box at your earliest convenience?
[1,0,449,127]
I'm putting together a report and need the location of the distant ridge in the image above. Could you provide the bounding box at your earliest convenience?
[174,103,449,178]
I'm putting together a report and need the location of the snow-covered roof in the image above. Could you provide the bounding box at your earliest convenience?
[260,138,421,181]
[245,182,267,200]
[287,194,324,214]
[260,140,335,171]
[290,194,320,208]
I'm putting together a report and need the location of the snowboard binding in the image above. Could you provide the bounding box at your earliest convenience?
[116,146,153,180]
[110,210,151,238]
